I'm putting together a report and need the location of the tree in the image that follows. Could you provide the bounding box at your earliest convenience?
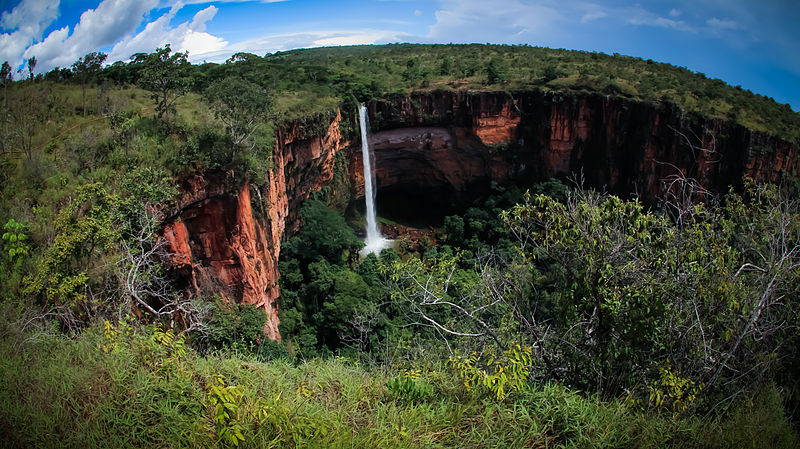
[284,199,364,265]
[204,76,272,162]
[386,253,503,354]
[132,45,192,121]
[24,183,121,314]
[487,58,509,84]
[0,61,11,155]
[117,207,208,333]
[27,56,36,81]
[1,61,11,108]
[7,85,47,160]
[72,52,107,116]
[499,182,800,405]
[439,57,453,76]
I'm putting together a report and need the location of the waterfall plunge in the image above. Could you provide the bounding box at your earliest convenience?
[359,104,388,255]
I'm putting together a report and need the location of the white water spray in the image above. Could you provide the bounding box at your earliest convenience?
[359,103,388,255]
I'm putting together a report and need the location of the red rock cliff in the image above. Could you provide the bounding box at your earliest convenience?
[362,91,798,204]
[162,111,346,342]
[161,91,797,341]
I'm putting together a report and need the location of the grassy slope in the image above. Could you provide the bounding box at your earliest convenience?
[0,318,796,449]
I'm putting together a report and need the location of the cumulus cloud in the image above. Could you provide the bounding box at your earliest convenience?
[0,0,60,69]
[108,5,227,63]
[23,0,158,72]
[1,0,60,34]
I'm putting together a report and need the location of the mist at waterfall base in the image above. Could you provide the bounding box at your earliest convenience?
[359,104,390,256]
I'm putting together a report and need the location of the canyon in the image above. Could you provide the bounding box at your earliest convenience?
[161,90,799,341]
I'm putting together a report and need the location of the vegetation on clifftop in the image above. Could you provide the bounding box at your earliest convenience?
[248,44,800,142]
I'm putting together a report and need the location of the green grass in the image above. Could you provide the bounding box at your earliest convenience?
[0,317,796,448]
[256,44,800,143]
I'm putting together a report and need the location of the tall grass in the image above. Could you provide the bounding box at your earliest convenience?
[0,318,796,448]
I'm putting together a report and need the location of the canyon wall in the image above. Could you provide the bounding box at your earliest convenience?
[362,91,799,208]
[161,111,347,342]
[162,91,798,341]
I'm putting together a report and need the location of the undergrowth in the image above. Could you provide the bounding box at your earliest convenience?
[0,319,796,448]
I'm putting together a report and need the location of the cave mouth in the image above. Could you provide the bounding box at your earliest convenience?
[375,184,459,228]
[347,178,500,234]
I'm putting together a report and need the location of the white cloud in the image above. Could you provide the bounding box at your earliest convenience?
[425,0,562,44]
[108,5,227,62]
[312,30,404,47]
[414,9,422,16]
[627,8,693,32]
[580,11,607,23]
[182,30,228,56]
[155,0,286,7]
[0,0,60,69]
[181,29,406,64]
[23,0,158,72]
[707,17,741,31]
[669,9,682,18]
[1,0,60,34]
[189,4,218,32]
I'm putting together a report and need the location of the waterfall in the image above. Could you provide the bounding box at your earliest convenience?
[359,103,387,255]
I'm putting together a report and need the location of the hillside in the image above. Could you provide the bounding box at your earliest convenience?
[217,44,800,142]
[1,43,799,446]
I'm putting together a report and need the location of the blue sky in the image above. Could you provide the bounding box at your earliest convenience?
[1,0,798,109]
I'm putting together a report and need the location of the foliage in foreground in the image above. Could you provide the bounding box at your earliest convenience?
[0,318,797,449]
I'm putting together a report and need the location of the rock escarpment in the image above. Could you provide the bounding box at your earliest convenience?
[162,112,346,342]
[361,91,798,207]
[163,91,799,341]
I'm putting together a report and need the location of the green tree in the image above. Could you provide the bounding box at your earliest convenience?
[541,64,564,82]
[2,218,29,265]
[205,76,272,163]
[1,61,11,108]
[7,85,47,160]
[132,45,192,121]
[487,58,509,84]
[24,183,121,311]
[1,218,31,299]
[27,56,36,81]
[284,199,364,265]
[439,57,453,76]
[72,52,107,116]
[499,183,800,404]
[502,190,672,395]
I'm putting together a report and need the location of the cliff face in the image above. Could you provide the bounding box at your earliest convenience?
[161,90,798,341]
[162,112,346,342]
[160,174,281,341]
[363,91,799,204]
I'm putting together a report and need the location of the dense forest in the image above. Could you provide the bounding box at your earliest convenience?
[1,44,799,448]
